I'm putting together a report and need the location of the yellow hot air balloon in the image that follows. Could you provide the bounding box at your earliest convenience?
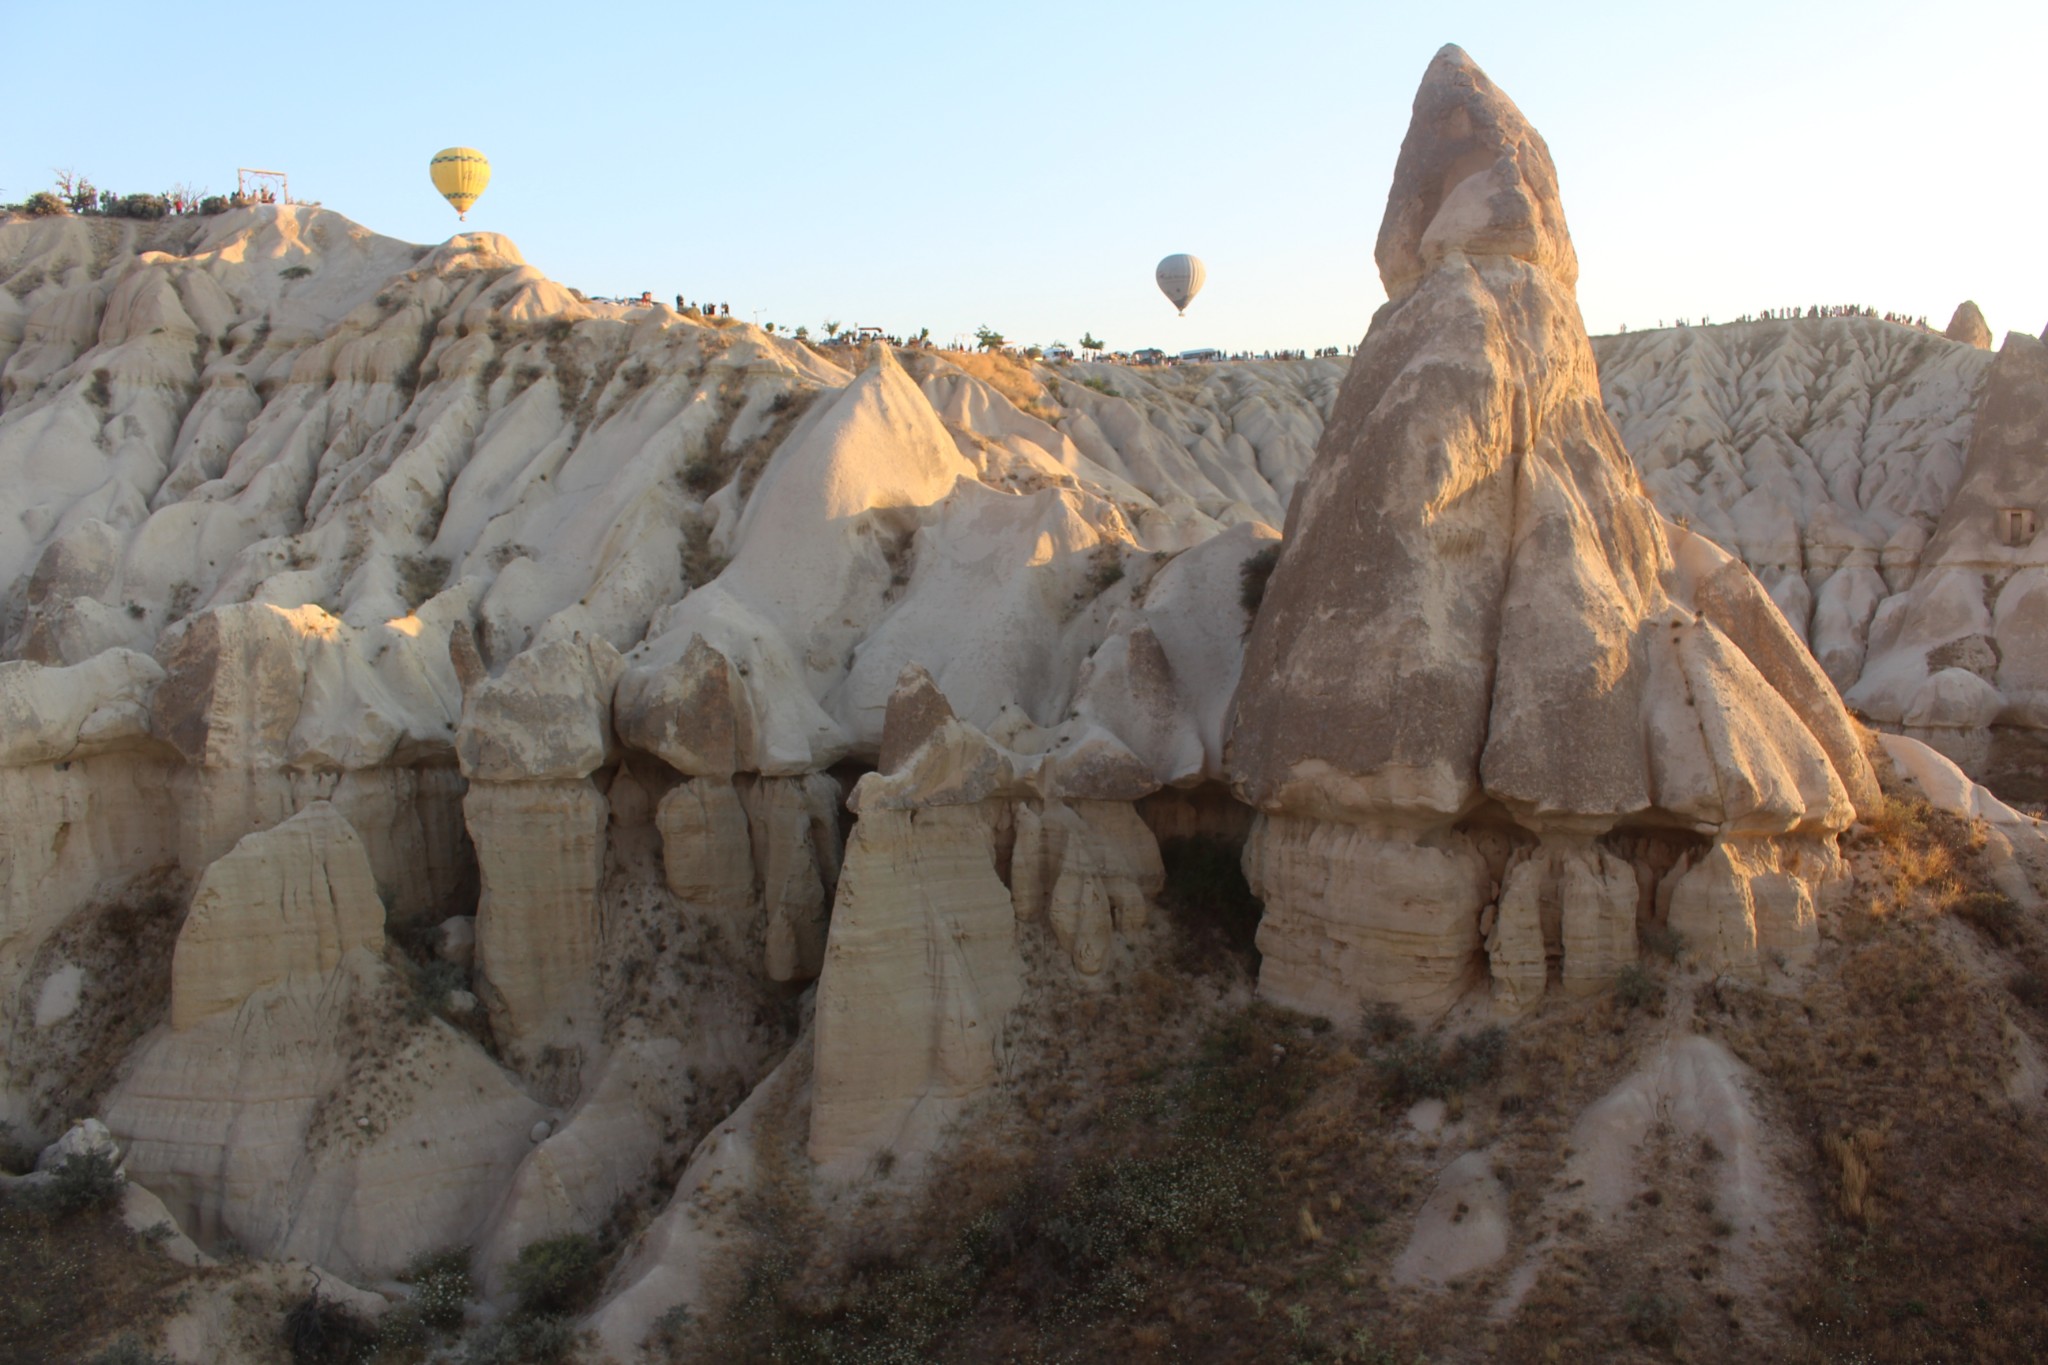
[429,147,491,220]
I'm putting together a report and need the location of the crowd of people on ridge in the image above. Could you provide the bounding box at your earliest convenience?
[1627,304,1937,333]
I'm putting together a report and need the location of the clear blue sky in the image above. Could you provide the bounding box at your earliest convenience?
[10,1,2044,354]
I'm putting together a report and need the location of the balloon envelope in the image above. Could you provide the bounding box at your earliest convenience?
[430,147,491,220]
[1155,254,1207,314]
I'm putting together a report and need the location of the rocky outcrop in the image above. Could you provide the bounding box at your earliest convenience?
[105,803,542,1279]
[466,778,608,1057]
[1847,332,2048,796]
[169,804,384,1029]
[1947,300,1993,349]
[804,666,1171,1175]
[1227,46,1875,1017]
[808,802,1022,1176]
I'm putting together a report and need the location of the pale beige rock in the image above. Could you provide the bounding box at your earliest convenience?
[475,1034,690,1294]
[1849,333,2048,787]
[1487,853,1548,1014]
[1023,800,1164,974]
[1946,300,1992,349]
[615,635,751,778]
[0,752,177,1115]
[456,634,622,782]
[876,662,958,775]
[149,604,310,771]
[1667,837,1840,975]
[1556,839,1641,997]
[170,803,385,1030]
[107,955,543,1280]
[655,777,756,940]
[809,804,1023,1176]
[1226,46,1867,1018]
[1245,814,1491,1023]
[466,779,608,1053]
[742,774,842,983]
[1484,836,1638,1012]
[1391,1150,1509,1288]
[590,1051,807,1358]
[1494,1035,1791,1318]
[0,649,163,766]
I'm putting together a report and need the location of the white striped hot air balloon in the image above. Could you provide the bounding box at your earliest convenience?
[1155,254,1206,315]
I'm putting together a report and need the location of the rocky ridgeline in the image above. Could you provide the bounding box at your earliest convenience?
[0,51,2044,1358]
[1595,316,2048,798]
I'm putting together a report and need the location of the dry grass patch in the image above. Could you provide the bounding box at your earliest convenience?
[1695,779,2048,1363]
[943,350,1058,423]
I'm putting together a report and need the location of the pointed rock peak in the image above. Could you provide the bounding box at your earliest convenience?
[1376,45,1577,304]
[879,663,957,774]
[1946,300,1992,349]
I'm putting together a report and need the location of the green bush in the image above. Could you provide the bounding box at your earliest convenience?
[681,458,725,496]
[1614,962,1659,1010]
[91,1338,175,1365]
[116,194,168,220]
[284,1288,376,1365]
[508,1233,604,1316]
[2011,971,2048,1012]
[1957,891,2023,946]
[402,1245,474,1329]
[198,196,229,215]
[1640,921,1685,962]
[459,1314,579,1364]
[1623,1290,1680,1347]
[34,1151,126,1216]
[23,191,69,218]
[1374,1025,1507,1107]
[404,957,467,1024]
[1088,558,1125,594]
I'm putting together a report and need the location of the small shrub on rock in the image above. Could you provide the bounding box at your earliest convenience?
[116,194,168,220]
[1614,962,1660,1010]
[1956,890,2023,946]
[1640,921,1685,962]
[91,1337,175,1365]
[283,1288,376,1365]
[459,1314,580,1364]
[403,1245,474,1328]
[508,1232,604,1316]
[1374,1025,1506,1106]
[35,1151,126,1216]
[1623,1290,1680,1347]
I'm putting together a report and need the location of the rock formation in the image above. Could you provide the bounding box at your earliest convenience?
[1846,330,2048,797]
[0,97,2038,1359]
[1947,299,1993,349]
[1227,45,1877,1019]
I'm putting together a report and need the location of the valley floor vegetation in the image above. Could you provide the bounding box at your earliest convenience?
[10,767,2048,1365]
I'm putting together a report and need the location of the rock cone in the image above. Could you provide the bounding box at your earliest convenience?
[1946,300,1993,349]
[1227,45,1877,1019]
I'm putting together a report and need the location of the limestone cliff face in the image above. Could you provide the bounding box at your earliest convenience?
[1227,46,1878,1017]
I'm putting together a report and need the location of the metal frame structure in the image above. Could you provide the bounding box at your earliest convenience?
[236,168,290,203]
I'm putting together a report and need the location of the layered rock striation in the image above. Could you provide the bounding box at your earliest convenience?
[1227,46,1878,1019]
